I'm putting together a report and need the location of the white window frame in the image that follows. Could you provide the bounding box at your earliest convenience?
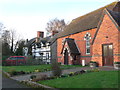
[84,32,91,55]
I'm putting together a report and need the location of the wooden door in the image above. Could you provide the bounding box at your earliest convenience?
[64,49,68,65]
[102,44,113,66]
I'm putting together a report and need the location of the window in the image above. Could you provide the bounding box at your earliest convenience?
[9,57,25,60]
[46,53,49,59]
[84,32,91,54]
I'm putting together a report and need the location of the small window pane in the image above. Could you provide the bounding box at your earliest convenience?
[109,45,113,56]
[86,48,90,54]
[103,46,108,56]
[86,41,90,46]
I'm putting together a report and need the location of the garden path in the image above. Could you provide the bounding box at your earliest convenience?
[11,66,116,82]
[2,75,29,88]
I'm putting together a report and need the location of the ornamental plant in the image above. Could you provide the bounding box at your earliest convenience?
[34,69,40,72]
[30,75,36,79]
[114,62,120,64]
[51,61,62,77]
[90,61,97,63]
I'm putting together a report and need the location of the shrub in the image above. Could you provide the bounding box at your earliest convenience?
[85,70,92,73]
[26,55,35,65]
[74,71,81,75]
[60,74,69,78]
[26,71,32,74]
[8,69,17,76]
[47,76,57,80]
[51,62,62,77]
[32,74,48,82]
[80,70,86,74]
[114,62,120,64]
[58,62,62,65]
[34,69,40,72]
[91,68,100,72]
[43,69,50,72]
[30,75,36,79]
[18,71,26,74]
[90,61,97,63]
[68,72,74,76]
[39,74,48,80]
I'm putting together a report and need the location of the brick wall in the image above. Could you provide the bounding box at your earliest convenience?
[92,14,120,66]
[57,28,96,65]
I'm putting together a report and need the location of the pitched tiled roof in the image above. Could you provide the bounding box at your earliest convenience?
[61,38,80,55]
[107,9,120,26]
[26,36,51,47]
[113,1,120,12]
[26,38,36,47]
[57,2,120,38]
[48,34,58,45]
[49,1,120,44]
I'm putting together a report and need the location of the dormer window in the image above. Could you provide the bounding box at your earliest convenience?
[84,32,91,55]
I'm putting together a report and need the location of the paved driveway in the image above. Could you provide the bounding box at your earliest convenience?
[2,75,29,88]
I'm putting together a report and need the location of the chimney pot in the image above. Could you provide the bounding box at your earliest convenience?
[52,30,58,36]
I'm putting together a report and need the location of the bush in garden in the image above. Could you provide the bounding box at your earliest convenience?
[60,74,69,78]
[58,62,62,65]
[30,75,36,80]
[68,72,74,76]
[74,71,81,75]
[43,69,50,72]
[47,76,57,80]
[39,74,48,80]
[34,69,40,72]
[26,55,45,65]
[18,71,26,75]
[32,74,48,82]
[80,70,86,74]
[26,55,35,65]
[91,68,100,72]
[26,71,32,74]
[51,61,62,77]
[8,69,17,76]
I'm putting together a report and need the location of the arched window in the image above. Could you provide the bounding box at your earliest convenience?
[84,32,91,54]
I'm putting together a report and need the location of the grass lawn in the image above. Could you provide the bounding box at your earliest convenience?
[38,71,119,88]
[2,65,51,72]
[2,64,83,73]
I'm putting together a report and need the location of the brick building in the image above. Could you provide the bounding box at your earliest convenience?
[50,1,120,66]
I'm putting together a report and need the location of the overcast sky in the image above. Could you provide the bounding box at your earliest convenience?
[0,0,116,40]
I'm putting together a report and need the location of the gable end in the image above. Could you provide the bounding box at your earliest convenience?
[92,9,120,45]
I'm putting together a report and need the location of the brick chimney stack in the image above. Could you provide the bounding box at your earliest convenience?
[37,31,44,38]
[36,31,44,43]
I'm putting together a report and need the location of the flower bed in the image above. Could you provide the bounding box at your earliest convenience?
[29,69,100,82]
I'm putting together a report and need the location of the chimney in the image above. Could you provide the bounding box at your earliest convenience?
[37,31,44,38]
[36,31,44,43]
[52,30,58,36]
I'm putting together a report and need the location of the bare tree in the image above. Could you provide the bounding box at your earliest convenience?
[46,18,66,36]
[10,29,16,53]
[0,23,6,38]
[2,30,11,56]
[2,30,11,44]
[15,39,25,55]
[1,23,24,56]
